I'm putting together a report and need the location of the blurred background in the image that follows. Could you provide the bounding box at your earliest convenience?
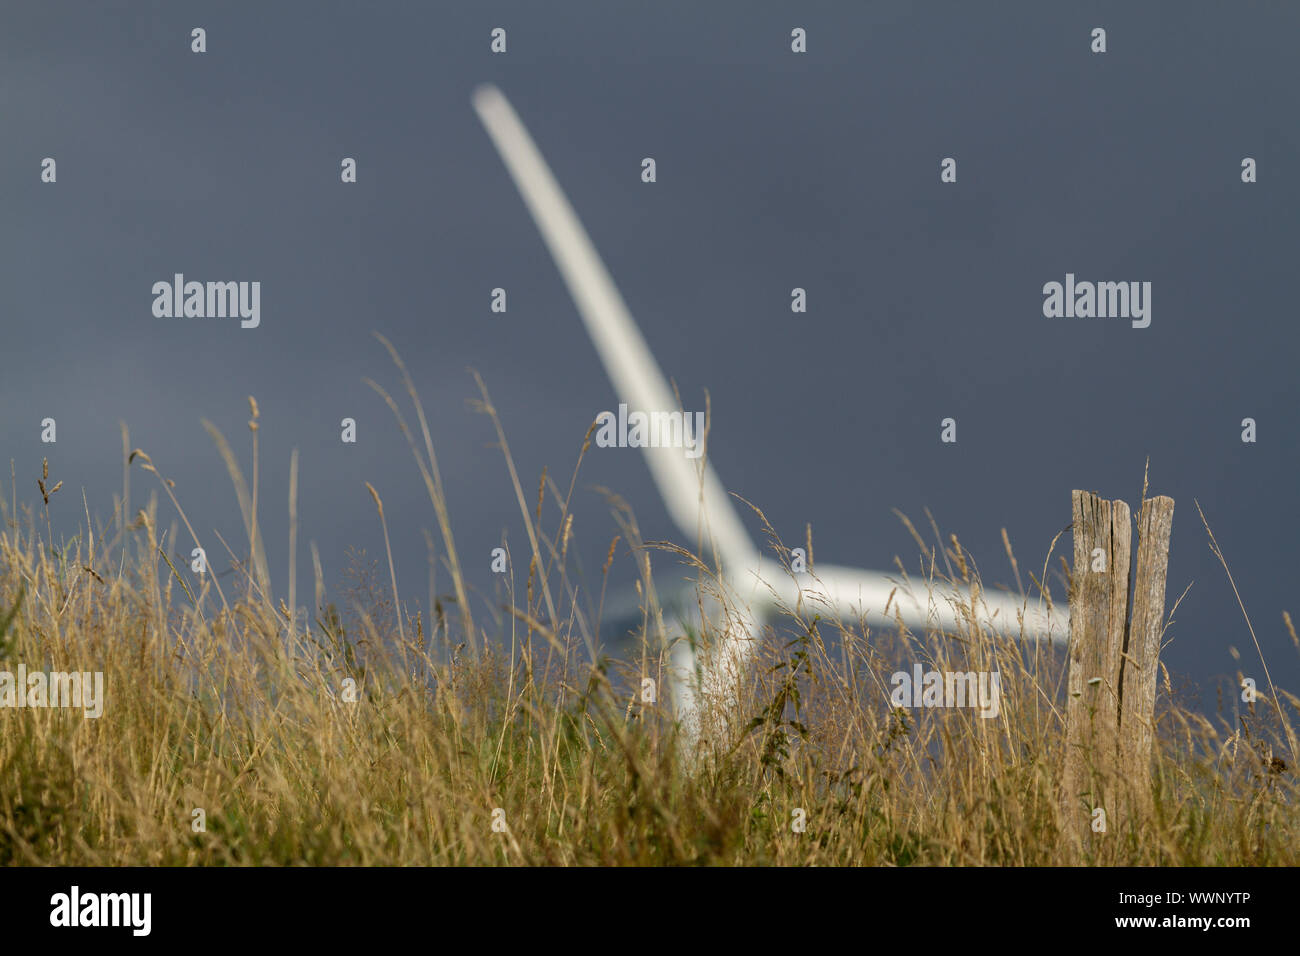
[2,1,1297,702]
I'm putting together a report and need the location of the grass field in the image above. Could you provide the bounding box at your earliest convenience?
[1,355,1295,866]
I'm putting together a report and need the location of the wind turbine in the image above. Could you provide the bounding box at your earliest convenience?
[472,84,1068,754]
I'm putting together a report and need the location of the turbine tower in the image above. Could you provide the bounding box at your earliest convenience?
[472,84,1068,754]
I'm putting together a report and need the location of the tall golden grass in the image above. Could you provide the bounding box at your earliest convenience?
[0,346,1295,865]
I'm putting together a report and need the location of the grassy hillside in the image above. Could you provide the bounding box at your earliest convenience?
[1,359,1295,866]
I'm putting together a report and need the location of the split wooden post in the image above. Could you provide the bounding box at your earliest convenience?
[1062,491,1131,830]
[1060,489,1174,841]
[1119,495,1176,812]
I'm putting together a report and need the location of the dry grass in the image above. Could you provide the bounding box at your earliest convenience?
[0,350,1295,866]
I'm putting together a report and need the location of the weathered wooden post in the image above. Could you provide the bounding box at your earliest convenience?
[1062,491,1131,835]
[1060,488,1174,845]
[1119,495,1175,815]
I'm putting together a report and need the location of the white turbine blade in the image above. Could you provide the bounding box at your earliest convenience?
[473,83,1068,666]
[472,84,759,574]
[753,558,1068,644]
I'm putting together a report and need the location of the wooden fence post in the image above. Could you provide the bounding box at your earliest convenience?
[1118,495,1175,814]
[1060,489,1174,845]
[1061,491,1131,835]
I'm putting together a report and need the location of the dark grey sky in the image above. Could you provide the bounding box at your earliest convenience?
[3,1,1298,700]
